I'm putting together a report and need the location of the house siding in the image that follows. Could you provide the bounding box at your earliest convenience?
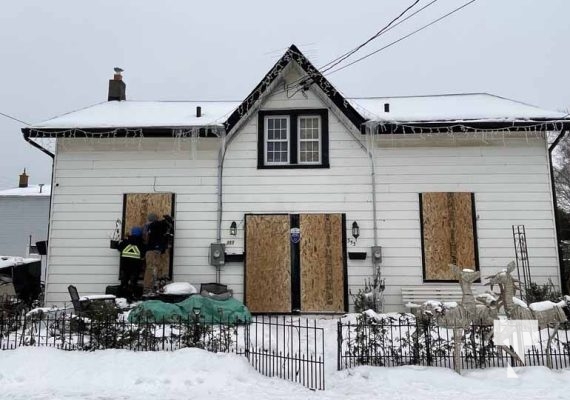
[0,196,49,257]
[44,80,560,312]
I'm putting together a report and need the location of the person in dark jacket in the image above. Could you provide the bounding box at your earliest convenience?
[117,226,146,301]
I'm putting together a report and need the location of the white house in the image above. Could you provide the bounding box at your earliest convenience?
[22,45,570,312]
[0,171,50,259]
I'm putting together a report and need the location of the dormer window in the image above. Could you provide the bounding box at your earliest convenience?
[258,109,329,169]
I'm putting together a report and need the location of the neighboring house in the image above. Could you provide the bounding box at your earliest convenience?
[0,171,50,259]
[22,45,570,312]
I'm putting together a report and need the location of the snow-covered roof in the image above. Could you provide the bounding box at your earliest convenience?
[31,101,240,129]
[0,185,50,197]
[27,94,568,132]
[348,93,569,124]
[0,256,40,270]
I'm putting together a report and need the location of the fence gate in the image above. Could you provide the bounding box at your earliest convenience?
[243,316,325,390]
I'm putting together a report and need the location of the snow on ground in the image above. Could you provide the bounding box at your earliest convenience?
[1,347,570,400]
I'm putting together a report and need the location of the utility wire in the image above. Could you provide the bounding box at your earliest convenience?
[0,111,29,125]
[274,0,440,96]
[326,0,477,76]
[320,0,420,73]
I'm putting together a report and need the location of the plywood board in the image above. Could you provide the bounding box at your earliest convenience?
[123,193,174,282]
[299,214,345,312]
[245,215,291,313]
[421,192,477,280]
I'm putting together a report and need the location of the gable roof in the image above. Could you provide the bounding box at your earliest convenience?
[21,44,569,146]
[224,44,366,133]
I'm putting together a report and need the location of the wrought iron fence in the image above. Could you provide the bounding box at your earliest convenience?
[338,315,570,371]
[0,311,325,390]
[245,316,325,390]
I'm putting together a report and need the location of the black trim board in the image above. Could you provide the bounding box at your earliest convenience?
[419,192,480,282]
[225,44,365,134]
[257,109,329,169]
[374,120,570,135]
[22,126,221,139]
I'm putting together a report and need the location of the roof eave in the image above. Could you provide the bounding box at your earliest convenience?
[365,118,570,134]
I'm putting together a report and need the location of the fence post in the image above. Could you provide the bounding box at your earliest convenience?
[337,320,342,371]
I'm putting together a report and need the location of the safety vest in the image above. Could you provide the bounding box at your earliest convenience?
[121,244,141,259]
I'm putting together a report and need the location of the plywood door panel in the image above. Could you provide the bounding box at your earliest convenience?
[245,215,291,313]
[123,193,174,281]
[300,214,345,312]
[421,192,477,280]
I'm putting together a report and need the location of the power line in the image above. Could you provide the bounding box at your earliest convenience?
[0,111,29,125]
[326,0,478,76]
[274,0,441,97]
[320,0,421,74]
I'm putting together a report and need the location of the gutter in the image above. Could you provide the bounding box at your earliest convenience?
[21,127,55,302]
[548,129,568,294]
[22,128,55,158]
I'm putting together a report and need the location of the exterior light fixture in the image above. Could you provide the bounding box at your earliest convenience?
[229,221,237,236]
[352,221,360,240]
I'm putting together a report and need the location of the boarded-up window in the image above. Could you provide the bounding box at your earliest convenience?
[122,193,175,283]
[420,192,478,281]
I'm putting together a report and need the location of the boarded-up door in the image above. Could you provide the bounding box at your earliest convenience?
[122,193,175,280]
[300,214,345,312]
[245,213,346,313]
[245,215,291,313]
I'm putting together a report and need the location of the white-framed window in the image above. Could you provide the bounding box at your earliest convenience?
[264,115,290,165]
[298,115,321,164]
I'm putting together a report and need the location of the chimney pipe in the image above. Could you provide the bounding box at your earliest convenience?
[108,67,126,101]
[39,184,44,194]
[19,169,29,188]
[196,106,202,118]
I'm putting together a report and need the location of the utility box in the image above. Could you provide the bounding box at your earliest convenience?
[209,243,226,266]
[371,246,382,263]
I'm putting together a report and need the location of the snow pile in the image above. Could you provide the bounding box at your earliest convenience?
[529,299,567,312]
[1,347,570,400]
[163,282,197,295]
[513,297,529,309]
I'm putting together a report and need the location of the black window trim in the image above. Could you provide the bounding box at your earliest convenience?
[257,109,329,169]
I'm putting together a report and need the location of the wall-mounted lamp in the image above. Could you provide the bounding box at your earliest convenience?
[229,221,237,236]
[352,221,360,240]
[348,221,360,246]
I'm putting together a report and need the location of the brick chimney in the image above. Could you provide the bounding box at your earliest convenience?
[19,169,29,188]
[108,67,126,101]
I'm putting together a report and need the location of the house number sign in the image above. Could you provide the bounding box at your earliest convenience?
[290,228,301,244]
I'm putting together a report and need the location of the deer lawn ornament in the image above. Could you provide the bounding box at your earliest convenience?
[408,265,499,372]
[485,261,567,368]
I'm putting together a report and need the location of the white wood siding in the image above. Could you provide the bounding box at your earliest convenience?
[45,67,560,312]
[46,139,222,304]
[366,135,559,311]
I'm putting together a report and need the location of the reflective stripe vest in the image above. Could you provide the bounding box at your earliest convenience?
[121,244,141,259]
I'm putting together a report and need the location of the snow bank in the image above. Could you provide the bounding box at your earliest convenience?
[1,347,570,400]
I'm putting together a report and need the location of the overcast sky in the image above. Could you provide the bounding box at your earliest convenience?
[1,0,568,189]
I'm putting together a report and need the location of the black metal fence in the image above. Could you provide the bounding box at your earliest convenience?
[338,315,570,371]
[245,316,325,390]
[0,311,325,390]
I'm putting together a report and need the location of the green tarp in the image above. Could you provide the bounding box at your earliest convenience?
[127,295,252,324]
